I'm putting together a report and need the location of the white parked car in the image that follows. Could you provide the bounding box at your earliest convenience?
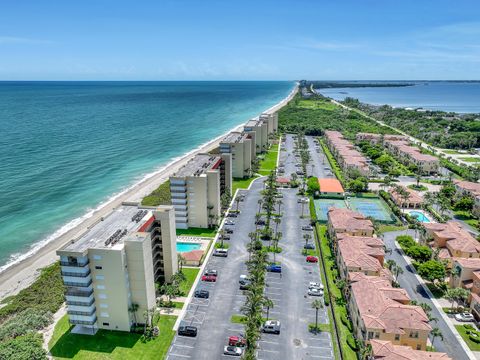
[309,282,324,290]
[223,346,243,356]
[308,288,324,297]
[455,312,475,322]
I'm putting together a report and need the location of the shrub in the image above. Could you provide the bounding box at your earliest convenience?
[324,292,330,306]
[0,333,46,360]
[0,309,52,341]
[0,262,64,321]
[464,324,475,330]
[340,313,353,332]
[469,334,480,343]
[346,334,358,350]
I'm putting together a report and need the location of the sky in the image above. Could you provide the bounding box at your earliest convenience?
[1,0,480,80]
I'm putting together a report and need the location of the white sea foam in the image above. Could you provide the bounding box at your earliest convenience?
[0,85,297,274]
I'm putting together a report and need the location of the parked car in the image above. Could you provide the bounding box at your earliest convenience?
[455,312,475,322]
[227,212,238,218]
[296,170,304,175]
[266,264,282,273]
[204,269,217,277]
[306,256,318,263]
[225,220,235,226]
[239,281,251,290]
[275,193,284,198]
[178,326,197,337]
[302,225,313,231]
[255,219,266,225]
[304,243,315,250]
[309,282,324,290]
[262,320,281,334]
[223,346,243,356]
[213,248,228,257]
[228,335,246,347]
[194,289,210,299]
[308,288,324,297]
[222,235,231,241]
[297,197,309,203]
[201,275,217,282]
[225,228,234,234]
[239,274,249,283]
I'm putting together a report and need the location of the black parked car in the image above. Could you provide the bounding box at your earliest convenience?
[304,243,315,250]
[178,326,198,337]
[225,228,234,234]
[194,289,210,299]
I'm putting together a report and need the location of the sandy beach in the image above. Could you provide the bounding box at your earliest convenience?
[0,85,298,301]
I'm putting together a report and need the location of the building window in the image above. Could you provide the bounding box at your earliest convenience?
[416,345,421,350]
[409,331,419,338]
[98,294,107,299]
[395,334,400,341]
[93,255,102,260]
[100,312,110,318]
[96,275,105,280]
[95,266,103,270]
[97,285,105,290]
[102,322,110,326]
[100,303,108,308]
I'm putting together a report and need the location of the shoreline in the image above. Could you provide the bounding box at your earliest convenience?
[0,84,298,300]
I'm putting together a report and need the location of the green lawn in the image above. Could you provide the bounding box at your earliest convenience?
[442,149,465,155]
[258,143,279,175]
[297,99,337,111]
[49,315,177,359]
[230,314,247,324]
[232,176,258,194]
[459,157,480,163]
[453,210,479,229]
[176,227,217,238]
[376,224,408,234]
[455,325,480,351]
[179,267,200,296]
[318,139,345,185]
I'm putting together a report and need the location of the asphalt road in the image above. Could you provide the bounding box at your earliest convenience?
[382,230,470,360]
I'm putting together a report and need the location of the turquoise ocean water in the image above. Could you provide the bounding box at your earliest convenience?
[0,81,294,270]
[318,81,480,113]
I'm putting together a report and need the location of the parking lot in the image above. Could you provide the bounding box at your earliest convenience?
[167,134,334,360]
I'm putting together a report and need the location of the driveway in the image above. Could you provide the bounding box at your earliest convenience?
[382,230,470,360]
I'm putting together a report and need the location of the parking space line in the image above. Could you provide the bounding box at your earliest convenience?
[172,344,194,349]
[259,340,279,345]
[168,354,191,358]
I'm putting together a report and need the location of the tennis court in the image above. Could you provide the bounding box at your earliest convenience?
[314,198,347,221]
[347,197,395,223]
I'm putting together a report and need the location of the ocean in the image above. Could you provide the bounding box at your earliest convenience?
[317,81,480,113]
[0,81,294,270]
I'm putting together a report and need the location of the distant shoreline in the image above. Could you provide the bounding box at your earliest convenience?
[0,84,298,301]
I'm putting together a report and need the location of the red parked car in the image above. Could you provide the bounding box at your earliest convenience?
[306,256,318,263]
[201,275,217,282]
[228,335,246,347]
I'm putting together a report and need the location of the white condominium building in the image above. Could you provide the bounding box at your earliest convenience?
[56,205,177,333]
[220,131,254,178]
[170,153,232,229]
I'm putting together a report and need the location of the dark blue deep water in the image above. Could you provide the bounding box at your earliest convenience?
[0,81,294,269]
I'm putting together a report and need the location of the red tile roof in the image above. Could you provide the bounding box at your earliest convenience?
[318,178,344,193]
[371,339,451,359]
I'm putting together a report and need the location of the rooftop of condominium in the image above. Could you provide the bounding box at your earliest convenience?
[244,117,262,128]
[454,180,480,196]
[350,277,431,334]
[174,154,222,178]
[337,235,385,272]
[385,140,438,162]
[370,339,451,360]
[390,186,423,205]
[221,131,248,144]
[58,205,154,254]
[327,208,374,233]
[424,221,480,255]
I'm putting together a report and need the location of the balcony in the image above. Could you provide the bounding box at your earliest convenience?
[170,185,187,193]
[64,279,93,288]
[171,192,187,199]
[69,316,97,326]
[60,260,89,267]
[171,198,187,205]
[61,269,91,278]
[66,298,95,307]
[66,287,94,297]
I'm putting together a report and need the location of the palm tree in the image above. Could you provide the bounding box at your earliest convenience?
[273,216,281,235]
[311,299,324,333]
[263,297,274,320]
[235,196,241,212]
[359,343,373,360]
[273,232,282,262]
[393,264,404,281]
[430,327,443,349]
[304,233,312,249]
[415,173,422,188]
[177,253,185,272]
[128,303,140,326]
[385,259,396,271]
[277,199,283,214]
[257,199,263,213]
[206,204,214,228]
[219,228,225,248]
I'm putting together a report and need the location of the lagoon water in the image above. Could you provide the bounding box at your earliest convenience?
[0,81,293,269]
[318,81,480,113]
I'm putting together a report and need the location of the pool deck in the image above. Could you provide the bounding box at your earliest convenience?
[402,209,435,223]
[177,236,210,251]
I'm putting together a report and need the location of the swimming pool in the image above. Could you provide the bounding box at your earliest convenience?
[177,242,202,253]
[408,211,430,223]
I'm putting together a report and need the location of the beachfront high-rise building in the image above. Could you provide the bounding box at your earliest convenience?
[56,205,177,333]
[220,131,253,178]
[243,112,278,154]
[170,153,232,229]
